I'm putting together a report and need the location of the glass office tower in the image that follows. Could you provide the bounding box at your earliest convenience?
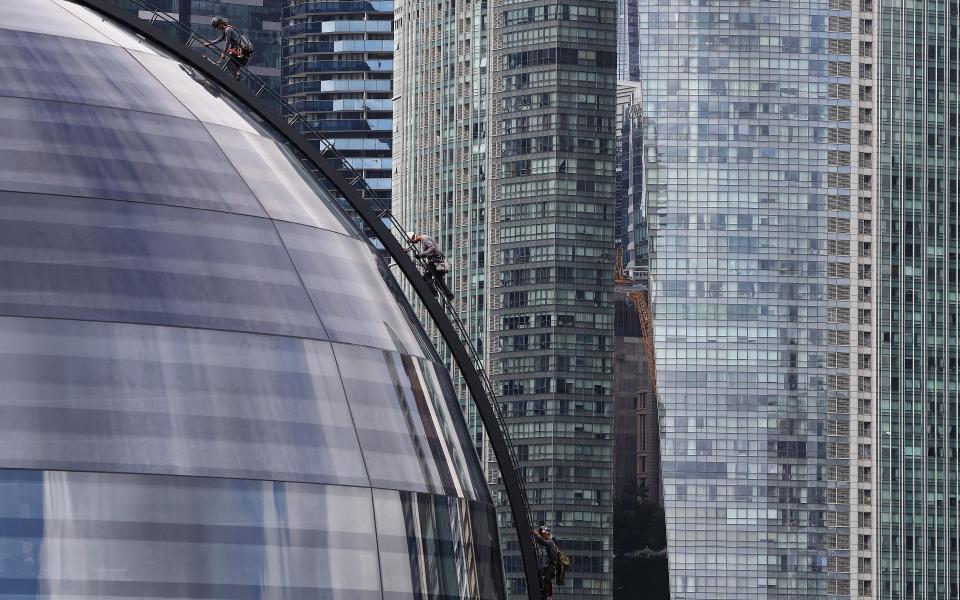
[878,0,960,596]
[638,0,876,595]
[283,0,394,209]
[395,0,618,594]
[0,2,506,597]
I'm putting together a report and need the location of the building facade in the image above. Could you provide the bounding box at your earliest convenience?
[637,0,875,596]
[394,0,618,594]
[616,81,647,281]
[613,287,661,503]
[283,0,394,209]
[488,0,618,592]
[878,0,960,596]
[0,2,506,598]
[392,0,491,455]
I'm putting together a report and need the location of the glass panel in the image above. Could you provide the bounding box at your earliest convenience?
[0,470,382,599]
[0,31,185,116]
[129,51,263,133]
[0,192,325,338]
[204,123,354,234]
[373,489,506,600]
[50,0,161,54]
[0,96,267,217]
[0,316,368,486]
[419,359,492,503]
[278,222,429,356]
[0,0,115,44]
[334,344,469,495]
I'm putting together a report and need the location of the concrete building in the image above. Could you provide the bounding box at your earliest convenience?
[394,0,618,594]
[613,286,660,503]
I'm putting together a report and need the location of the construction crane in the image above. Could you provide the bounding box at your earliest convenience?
[614,245,657,388]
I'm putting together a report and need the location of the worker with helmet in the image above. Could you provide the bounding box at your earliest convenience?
[532,525,569,598]
[407,232,454,300]
[202,16,253,80]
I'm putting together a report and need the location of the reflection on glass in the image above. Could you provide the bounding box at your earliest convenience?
[278,222,427,356]
[0,97,267,216]
[51,0,161,54]
[129,51,261,133]
[0,192,324,338]
[0,31,182,115]
[205,123,353,233]
[0,316,372,486]
[0,0,114,43]
[373,489,506,600]
[0,470,382,599]
[0,193,325,338]
[335,344,482,495]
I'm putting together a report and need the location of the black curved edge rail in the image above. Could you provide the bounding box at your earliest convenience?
[74,0,542,596]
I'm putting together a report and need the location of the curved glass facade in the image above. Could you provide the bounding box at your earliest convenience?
[0,2,505,598]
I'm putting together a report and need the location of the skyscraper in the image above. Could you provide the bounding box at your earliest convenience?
[392,0,491,454]
[394,0,618,595]
[878,0,959,596]
[635,0,875,596]
[283,0,394,210]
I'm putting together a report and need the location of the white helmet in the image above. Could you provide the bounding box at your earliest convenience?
[406,231,418,242]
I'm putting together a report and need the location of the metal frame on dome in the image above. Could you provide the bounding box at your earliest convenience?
[72,0,542,596]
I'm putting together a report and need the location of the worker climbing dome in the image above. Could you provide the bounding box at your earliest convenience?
[0,1,507,598]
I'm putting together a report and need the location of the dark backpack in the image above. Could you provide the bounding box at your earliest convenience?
[237,33,254,58]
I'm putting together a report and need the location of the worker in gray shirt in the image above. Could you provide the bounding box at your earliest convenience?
[407,232,454,300]
[203,17,252,80]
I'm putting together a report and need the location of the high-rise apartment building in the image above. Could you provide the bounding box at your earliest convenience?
[878,0,959,596]
[392,0,491,452]
[123,0,283,88]
[394,0,618,595]
[488,0,617,593]
[635,0,876,596]
[283,0,394,209]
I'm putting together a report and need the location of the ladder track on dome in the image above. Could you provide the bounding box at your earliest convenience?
[119,0,533,548]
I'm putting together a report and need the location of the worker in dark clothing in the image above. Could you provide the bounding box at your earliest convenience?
[532,526,562,599]
[202,17,251,80]
[408,232,455,300]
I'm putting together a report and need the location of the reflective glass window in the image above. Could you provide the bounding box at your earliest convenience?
[50,0,162,54]
[0,0,115,43]
[0,316,368,486]
[129,51,263,133]
[0,470,382,599]
[334,344,464,494]
[0,193,325,338]
[278,222,428,356]
[205,123,353,233]
[0,96,266,216]
[418,359,491,502]
[373,489,506,600]
[0,31,185,116]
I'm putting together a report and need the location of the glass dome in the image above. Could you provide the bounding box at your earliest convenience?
[0,1,505,598]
